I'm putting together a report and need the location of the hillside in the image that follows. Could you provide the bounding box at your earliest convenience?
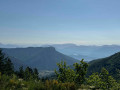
[8,56,27,70]
[87,52,120,79]
[2,51,27,70]
[2,47,79,71]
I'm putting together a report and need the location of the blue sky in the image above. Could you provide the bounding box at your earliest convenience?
[0,0,120,45]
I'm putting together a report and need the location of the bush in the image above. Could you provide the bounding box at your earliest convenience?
[45,80,77,90]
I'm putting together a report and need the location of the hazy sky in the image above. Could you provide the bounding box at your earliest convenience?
[0,0,120,45]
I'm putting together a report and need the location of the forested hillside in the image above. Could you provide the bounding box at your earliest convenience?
[88,52,120,80]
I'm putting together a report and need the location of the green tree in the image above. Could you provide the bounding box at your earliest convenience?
[4,58,14,75]
[0,49,14,75]
[24,67,31,80]
[0,49,5,74]
[55,59,88,84]
[55,61,75,82]
[73,59,88,85]
[24,66,36,80]
[87,72,102,89]
[65,67,75,82]
[18,66,24,79]
[100,67,117,89]
[33,68,39,80]
[87,68,120,89]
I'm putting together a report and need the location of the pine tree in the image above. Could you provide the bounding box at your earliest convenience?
[18,66,24,79]
[33,68,39,80]
[4,58,14,75]
[0,49,5,74]
[0,49,14,75]
[24,67,34,80]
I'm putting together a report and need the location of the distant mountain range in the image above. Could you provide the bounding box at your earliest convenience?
[50,44,120,61]
[87,52,120,80]
[0,43,19,48]
[2,47,78,71]
[1,43,120,61]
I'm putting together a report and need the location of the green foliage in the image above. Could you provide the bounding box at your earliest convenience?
[33,68,39,80]
[45,80,77,90]
[55,59,88,85]
[0,49,5,73]
[100,68,119,89]
[4,58,14,75]
[16,66,39,81]
[55,61,75,83]
[0,49,14,75]
[18,66,24,79]
[25,80,45,90]
[73,59,88,84]
[24,67,33,80]
[0,73,78,90]
[88,52,120,80]
[87,72,102,88]
[87,67,120,89]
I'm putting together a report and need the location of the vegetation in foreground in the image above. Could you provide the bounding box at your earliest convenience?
[0,49,120,90]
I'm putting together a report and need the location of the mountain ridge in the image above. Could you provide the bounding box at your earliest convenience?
[87,51,120,79]
[2,47,79,71]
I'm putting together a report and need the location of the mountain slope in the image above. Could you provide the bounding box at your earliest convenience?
[50,44,120,61]
[2,47,79,71]
[70,54,96,62]
[8,56,27,70]
[87,52,120,79]
[1,50,27,70]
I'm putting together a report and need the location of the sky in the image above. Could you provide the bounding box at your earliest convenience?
[0,0,120,45]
